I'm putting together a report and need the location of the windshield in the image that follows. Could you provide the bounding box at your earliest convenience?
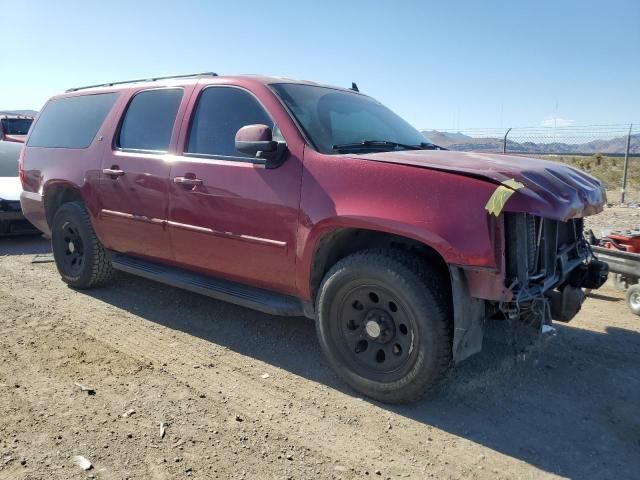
[271,84,427,154]
[1,118,33,135]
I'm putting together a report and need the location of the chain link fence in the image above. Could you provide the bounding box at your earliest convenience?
[423,124,639,204]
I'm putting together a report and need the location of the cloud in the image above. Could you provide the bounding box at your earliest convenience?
[541,116,574,127]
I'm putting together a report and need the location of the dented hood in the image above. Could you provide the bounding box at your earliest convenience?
[354,150,606,221]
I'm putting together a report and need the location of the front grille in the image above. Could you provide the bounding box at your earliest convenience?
[505,213,585,293]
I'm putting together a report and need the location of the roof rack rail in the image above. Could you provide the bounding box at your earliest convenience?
[66,72,218,92]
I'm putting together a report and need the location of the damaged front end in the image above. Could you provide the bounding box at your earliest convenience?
[501,213,608,326]
[451,211,608,363]
[449,159,610,361]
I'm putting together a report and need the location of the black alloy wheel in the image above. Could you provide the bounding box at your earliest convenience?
[58,220,85,276]
[334,284,418,380]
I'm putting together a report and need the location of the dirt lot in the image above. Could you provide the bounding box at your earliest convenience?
[586,205,640,235]
[1,209,639,479]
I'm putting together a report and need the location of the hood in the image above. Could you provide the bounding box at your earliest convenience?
[353,150,606,221]
[0,176,22,201]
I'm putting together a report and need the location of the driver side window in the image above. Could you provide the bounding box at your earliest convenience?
[186,87,275,158]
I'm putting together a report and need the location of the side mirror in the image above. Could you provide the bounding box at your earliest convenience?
[235,124,286,168]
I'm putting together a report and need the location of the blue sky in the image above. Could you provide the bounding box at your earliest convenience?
[2,0,638,130]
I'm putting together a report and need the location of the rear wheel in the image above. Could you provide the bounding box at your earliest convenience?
[316,249,452,403]
[51,202,114,288]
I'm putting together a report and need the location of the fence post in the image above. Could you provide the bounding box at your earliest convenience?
[621,123,633,204]
[503,128,512,153]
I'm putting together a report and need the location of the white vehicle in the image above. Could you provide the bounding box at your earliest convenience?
[0,141,37,235]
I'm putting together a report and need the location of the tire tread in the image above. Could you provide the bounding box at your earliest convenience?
[52,202,114,288]
[317,248,452,403]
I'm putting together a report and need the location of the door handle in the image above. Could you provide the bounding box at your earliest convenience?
[102,168,125,178]
[173,176,203,187]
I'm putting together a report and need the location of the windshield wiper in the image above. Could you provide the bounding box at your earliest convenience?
[420,142,447,150]
[332,140,447,152]
[332,140,423,152]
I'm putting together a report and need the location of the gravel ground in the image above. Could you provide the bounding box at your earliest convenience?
[0,212,638,479]
[585,205,640,235]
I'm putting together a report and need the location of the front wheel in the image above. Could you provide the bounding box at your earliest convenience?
[316,249,452,403]
[51,202,115,289]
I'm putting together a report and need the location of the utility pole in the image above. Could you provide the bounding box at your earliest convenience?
[621,123,633,204]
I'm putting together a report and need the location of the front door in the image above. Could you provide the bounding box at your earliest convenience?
[168,86,302,294]
[98,87,185,261]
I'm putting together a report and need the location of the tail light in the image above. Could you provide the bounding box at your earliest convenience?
[18,146,26,187]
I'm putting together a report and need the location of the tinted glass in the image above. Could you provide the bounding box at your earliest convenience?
[1,118,33,135]
[117,89,183,152]
[27,93,118,148]
[272,84,426,154]
[186,87,273,157]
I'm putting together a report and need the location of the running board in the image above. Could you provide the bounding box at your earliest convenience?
[110,253,305,317]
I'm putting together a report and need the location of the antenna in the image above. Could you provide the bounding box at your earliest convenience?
[351,82,359,92]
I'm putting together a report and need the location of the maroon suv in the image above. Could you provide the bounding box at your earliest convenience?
[20,72,608,402]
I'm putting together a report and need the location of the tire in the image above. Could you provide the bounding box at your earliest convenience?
[625,284,640,316]
[51,201,115,289]
[316,249,452,403]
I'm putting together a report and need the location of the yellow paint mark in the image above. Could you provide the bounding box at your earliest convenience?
[485,179,525,216]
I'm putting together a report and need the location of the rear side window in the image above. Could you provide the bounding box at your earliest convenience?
[117,88,183,152]
[27,93,118,148]
[186,87,273,158]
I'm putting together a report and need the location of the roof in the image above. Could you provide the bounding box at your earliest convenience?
[64,72,358,95]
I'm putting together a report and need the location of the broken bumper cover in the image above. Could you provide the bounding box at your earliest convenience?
[450,214,609,363]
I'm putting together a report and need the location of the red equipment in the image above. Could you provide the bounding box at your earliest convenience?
[601,230,640,254]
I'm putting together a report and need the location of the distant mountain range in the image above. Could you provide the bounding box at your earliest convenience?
[422,130,639,155]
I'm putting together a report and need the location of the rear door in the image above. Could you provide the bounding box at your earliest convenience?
[168,85,303,294]
[98,87,188,261]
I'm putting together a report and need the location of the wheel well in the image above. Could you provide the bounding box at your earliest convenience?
[310,228,450,303]
[44,186,83,227]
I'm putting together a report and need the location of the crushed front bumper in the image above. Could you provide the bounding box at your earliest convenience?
[451,212,608,363]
